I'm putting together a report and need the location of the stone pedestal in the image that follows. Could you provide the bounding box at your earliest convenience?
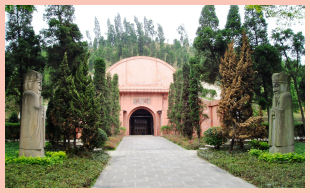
[19,70,45,157]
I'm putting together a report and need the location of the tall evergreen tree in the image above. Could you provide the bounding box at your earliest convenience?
[181,63,193,139]
[218,33,264,151]
[243,7,268,47]
[43,5,88,90]
[272,29,305,127]
[111,74,121,133]
[93,58,107,134]
[189,58,202,142]
[224,5,242,44]
[94,16,101,41]
[5,5,45,118]
[103,73,113,136]
[51,53,77,149]
[194,5,226,84]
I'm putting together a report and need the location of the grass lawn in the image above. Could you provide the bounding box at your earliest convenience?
[163,134,205,150]
[5,141,110,188]
[198,142,305,188]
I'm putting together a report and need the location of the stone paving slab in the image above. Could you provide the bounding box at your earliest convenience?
[93,136,255,188]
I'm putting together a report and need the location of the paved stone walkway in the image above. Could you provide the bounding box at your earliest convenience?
[93,136,255,188]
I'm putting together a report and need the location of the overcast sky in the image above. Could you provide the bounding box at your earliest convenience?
[29,5,305,45]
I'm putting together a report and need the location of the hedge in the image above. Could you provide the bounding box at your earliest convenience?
[5,122,20,140]
[263,121,304,138]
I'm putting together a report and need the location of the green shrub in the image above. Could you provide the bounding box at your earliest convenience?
[294,122,304,137]
[9,112,19,123]
[248,148,264,156]
[203,127,227,149]
[264,121,304,138]
[249,148,305,163]
[249,139,269,150]
[5,122,20,140]
[120,127,126,131]
[161,125,172,134]
[5,151,67,165]
[93,128,108,148]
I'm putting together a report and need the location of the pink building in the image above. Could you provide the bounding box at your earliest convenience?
[107,56,220,136]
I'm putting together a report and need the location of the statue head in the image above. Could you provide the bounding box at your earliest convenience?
[272,72,289,95]
[24,70,42,94]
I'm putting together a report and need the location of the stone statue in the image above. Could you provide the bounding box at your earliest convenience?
[19,70,45,157]
[269,72,294,153]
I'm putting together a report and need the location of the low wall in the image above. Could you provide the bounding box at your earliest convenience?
[200,99,221,134]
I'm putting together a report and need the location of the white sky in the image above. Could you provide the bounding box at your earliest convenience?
[29,5,305,45]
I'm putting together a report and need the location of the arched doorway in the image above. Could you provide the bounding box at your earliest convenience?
[130,109,154,135]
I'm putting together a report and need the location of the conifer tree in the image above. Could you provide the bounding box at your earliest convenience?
[218,33,264,151]
[174,70,183,134]
[5,5,45,119]
[243,7,268,47]
[111,74,121,133]
[194,5,226,83]
[224,5,242,44]
[51,53,77,149]
[189,59,202,141]
[167,79,176,130]
[181,63,193,139]
[103,73,113,136]
[93,58,107,132]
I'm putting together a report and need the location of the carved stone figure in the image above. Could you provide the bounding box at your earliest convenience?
[269,72,294,153]
[19,70,45,157]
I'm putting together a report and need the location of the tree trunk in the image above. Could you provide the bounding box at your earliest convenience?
[230,138,235,152]
[238,139,244,150]
[292,76,305,127]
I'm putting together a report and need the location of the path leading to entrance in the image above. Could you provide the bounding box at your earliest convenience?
[93,136,255,188]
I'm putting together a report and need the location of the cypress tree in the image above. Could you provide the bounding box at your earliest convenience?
[51,53,77,150]
[111,74,121,133]
[103,73,113,136]
[224,5,242,45]
[218,33,264,151]
[167,79,176,131]
[243,7,268,47]
[189,59,202,142]
[93,58,107,133]
[181,63,193,139]
[194,5,226,84]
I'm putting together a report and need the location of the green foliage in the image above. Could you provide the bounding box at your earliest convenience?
[181,63,193,139]
[8,112,19,123]
[249,149,305,163]
[224,5,242,44]
[194,5,226,83]
[88,14,192,67]
[203,127,227,149]
[272,28,305,127]
[252,44,282,111]
[91,128,108,148]
[249,140,269,150]
[6,151,67,165]
[5,141,110,188]
[198,148,305,187]
[5,5,45,116]
[189,60,202,139]
[201,88,217,99]
[5,122,20,140]
[160,125,172,134]
[243,6,268,47]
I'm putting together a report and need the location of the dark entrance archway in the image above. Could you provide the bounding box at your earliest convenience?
[130,109,154,135]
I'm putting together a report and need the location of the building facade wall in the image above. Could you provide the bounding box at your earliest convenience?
[107,56,221,136]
